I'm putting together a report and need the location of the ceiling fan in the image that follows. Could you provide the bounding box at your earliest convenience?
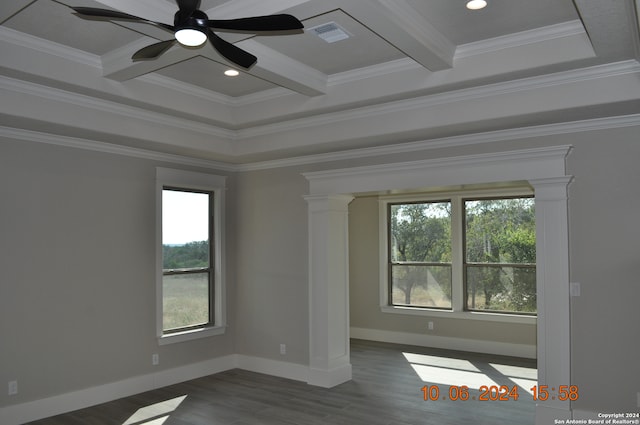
[70,0,304,69]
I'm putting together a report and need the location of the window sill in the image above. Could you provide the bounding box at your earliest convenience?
[158,325,226,345]
[380,305,537,324]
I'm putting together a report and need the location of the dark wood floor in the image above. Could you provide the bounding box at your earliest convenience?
[27,339,537,425]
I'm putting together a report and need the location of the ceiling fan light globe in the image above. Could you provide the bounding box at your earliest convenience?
[175,28,207,46]
[466,0,487,10]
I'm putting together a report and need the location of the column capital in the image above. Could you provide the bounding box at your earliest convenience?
[303,194,354,210]
[530,176,574,201]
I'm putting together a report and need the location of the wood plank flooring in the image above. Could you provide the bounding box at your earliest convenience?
[26,339,536,425]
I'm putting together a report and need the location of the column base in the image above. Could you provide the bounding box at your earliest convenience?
[307,363,352,388]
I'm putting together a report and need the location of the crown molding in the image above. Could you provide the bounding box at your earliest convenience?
[236,113,640,171]
[138,73,235,106]
[4,112,640,173]
[236,59,640,140]
[455,20,587,59]
[1,22,618,136]
[3,43,639,156]
[0,126,237,172]
[328,58,424,86]
[0,74,236,139]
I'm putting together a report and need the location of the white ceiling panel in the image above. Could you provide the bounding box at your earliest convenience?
[405,0,580,45]
[155,55,278,96]
[3,0,143,55]
[256,9,406,75]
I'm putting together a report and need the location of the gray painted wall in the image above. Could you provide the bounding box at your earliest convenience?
[1,124,639,414]
[233,167,310,364]
[0,139,236,407]
[231,129,640,413]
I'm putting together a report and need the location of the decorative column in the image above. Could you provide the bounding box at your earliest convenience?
[304,194,354,388]
[530,176,574,424]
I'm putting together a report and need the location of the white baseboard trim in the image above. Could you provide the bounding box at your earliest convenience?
[0,354,313,425]
[351,327,537,359]
[235,354,310,384]
[0,333,536,425]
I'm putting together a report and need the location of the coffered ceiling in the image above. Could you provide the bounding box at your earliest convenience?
[1,0,640,165]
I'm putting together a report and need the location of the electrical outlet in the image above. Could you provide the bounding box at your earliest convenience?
[8,380,18,396]
[152,353,159,366]
[428,321,434,331]
[279,344,286,355]
[570,282,581,297]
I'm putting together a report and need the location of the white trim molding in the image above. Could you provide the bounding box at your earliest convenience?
[155,168,228,344]
[304,194,355,388]
[0,354,311,425]
[350,327,537,359]
[0,355,237,425]
[304,145,573,424]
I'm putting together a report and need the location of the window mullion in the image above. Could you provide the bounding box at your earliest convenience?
[450,196,464,312]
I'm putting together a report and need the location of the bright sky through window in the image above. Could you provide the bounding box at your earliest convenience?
[162,189,209,245]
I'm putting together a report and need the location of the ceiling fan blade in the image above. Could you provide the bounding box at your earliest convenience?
[71,7,174,32]
[175,0,200,23]
[207,29,257,69]
[208,14,303,32]
[132,39,176,60]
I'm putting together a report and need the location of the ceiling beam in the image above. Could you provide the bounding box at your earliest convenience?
[91,0,176,25]
[204,0,328,95]
[237,39,326,96]
[101,38,197,81]
[341,0,455,71]
[572,0,640,61]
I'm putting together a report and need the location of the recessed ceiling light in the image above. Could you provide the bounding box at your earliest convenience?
[224,69,240,77]
[466,0,487,10]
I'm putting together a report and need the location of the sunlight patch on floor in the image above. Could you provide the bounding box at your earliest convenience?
[404,351,537,392]
[489,362,537,394]
[122,395,187,425]
[409,363,499,389]
[403,352,481,372]
[507,378,537,395]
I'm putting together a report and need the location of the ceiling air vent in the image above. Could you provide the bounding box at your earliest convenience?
[308,21,350,43]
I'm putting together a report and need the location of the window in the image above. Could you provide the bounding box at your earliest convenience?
[381,188,536,321]
[156,168,226,344]
[464,197,536,314]
[162,188,214,333]
[389,201,452,309]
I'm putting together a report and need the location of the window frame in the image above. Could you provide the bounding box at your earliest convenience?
[462,195,536,315]
[387,199,453,310]
[156,168,227,345]
[379,186,536,325]
[162,186,215,334]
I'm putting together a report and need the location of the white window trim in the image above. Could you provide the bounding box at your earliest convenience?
[378,187,536,325]
[156,167,227,345]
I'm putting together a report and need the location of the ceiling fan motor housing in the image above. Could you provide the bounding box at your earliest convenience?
[174,9,208,46]
[174,9,208,31]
